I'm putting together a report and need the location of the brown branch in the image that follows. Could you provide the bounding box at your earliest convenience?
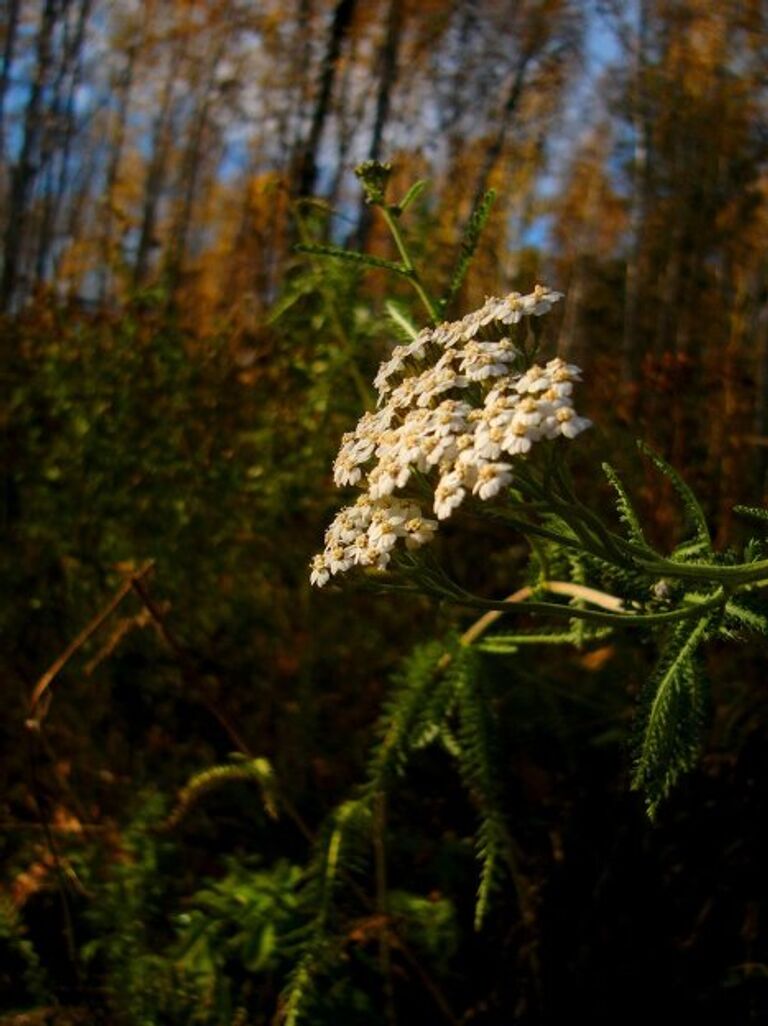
[27,560,155,721]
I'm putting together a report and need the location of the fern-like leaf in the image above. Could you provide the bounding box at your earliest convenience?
[723,593,768,637]
[166,757,278,827]
[280,799,372,1025]
[477,626,613,653]
[393,179,428,214]
[632,614,712,817]
[602,462,649,548]
[637,440,711,548]
[385,299,419,340]
[451,648,519,928]
[733,504,768,528]
[295,242,406,275]
[365,638,460,793]
[440,189,496,315]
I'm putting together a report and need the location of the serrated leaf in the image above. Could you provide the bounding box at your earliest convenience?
[637,441,711,548]
[440,189,496,314]
[394,179,428,214]
[267,280,316,324]
[385,300,419,340]
[724,594,768,636]
[733,504,768,528]
[670,538,712,563]
[295,243,406,275]
[632,614,711,817]
[477,631,575,652]
[602,462,649,548]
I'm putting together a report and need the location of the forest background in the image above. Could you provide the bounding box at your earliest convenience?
[2,0,768,1023]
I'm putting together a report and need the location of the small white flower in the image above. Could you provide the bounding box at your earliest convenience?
[515,364,551,394]
[404,516,438,549]
[555,406,592,439]
[327,545,353,574]
[472,462,513,500]
[491,292,525,324]
[520,284,564,316]
[368,457,412,498]
[434,470,466,520]
[310,554,330,587]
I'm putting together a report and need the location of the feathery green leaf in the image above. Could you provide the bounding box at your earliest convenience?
[394,179,428,214]
[723,593,768,637]
[440,189,496,315]
[385,299,420,340]
[733,504,768,528]
[296,243,407,275]
[632,614,712,817]
[602,462,649,547]
[637,440,711,547]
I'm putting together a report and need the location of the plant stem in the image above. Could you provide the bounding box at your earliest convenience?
[454,586,727,628]
[379,205,440,323]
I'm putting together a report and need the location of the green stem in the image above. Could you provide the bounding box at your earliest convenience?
[379,206,440,324]
[453,587,727,628]
[636,557,768,587]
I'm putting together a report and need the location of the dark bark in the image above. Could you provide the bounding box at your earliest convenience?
[0,0,60,311]
[98,38,139,301]
[133,42,184,288]
[470,45,535,213]
[164,41,226,291]
[35,0,93,286]
[620,0,651,392]
[0,0,22,151]
[355,0,403,244]
[293,0,358,198]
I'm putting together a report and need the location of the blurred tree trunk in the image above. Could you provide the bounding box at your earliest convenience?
[0,0,21,152]
[293,0,358,198]
[34,0,92,287]
[620,0,650,396]
[0,0,59,311]
[355,0,403,244]
[470,45,535,211]
[133,39,185,288]
[164,41,225,292]
[98,36,139,302]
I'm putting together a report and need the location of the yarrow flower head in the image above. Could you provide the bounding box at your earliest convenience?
[311,285,591,585]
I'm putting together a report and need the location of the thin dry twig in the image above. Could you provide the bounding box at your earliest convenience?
[27,561,155,722]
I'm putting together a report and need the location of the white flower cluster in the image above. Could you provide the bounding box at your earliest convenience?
[311,285,591,586]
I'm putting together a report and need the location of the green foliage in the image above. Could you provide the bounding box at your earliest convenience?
[632,614,713,818]
[393,180,429,216]
[369,641,456,783]
[637,440,712,549]
[81,792,183,1024]
[733,504,768,528]
[294,243,407,277]
[602,461,649,549]
[388,889,457,961]
[384,300,419,341]
[440,189,497,316]
[723,592,768,638]
[174,858,303,995]
[0,893,49,1008]
[450,648,516,929]
[280,799,372,1026]
[166,757,279,828]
